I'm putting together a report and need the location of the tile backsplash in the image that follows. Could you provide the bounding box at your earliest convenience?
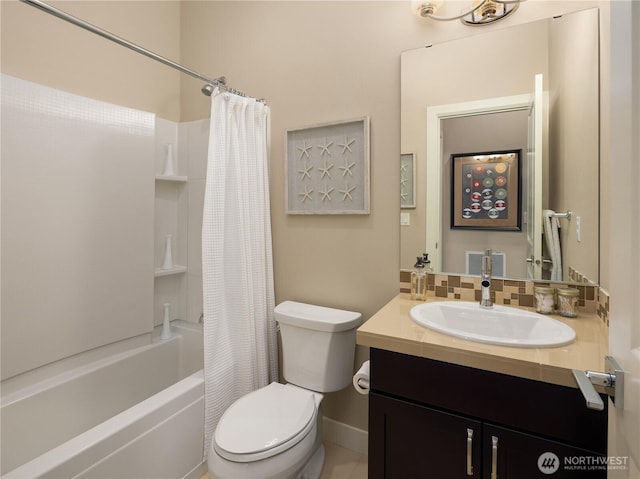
[400,271,610,325]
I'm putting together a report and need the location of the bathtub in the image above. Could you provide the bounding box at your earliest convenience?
[1,320,206,479]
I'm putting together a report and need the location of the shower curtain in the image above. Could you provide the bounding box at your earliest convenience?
[543,210,563,281]
[202,89,278,456]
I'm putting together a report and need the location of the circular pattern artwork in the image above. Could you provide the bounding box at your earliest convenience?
[461,163,509,219]
[452,151,521,230]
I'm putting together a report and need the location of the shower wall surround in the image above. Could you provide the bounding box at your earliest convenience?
[1,76,213,381]
[1,74,155,380]
[154,117,210,328]
[179,119,210,326]
[154,119,186,326]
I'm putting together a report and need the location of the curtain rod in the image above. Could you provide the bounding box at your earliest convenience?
[19,0,262,100]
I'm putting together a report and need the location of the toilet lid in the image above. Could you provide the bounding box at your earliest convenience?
[214,382,317,462]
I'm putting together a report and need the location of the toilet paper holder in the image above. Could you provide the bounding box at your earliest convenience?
[353,360,370,395]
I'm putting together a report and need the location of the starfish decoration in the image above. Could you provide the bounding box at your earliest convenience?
[339,183,357,202]
[338,136,355,155]
[401,191,409,202]
[319,184,334,202]
[338,158,356,177]
[317,138,333,157]
[298,185,313,203]
[401,176,409,188]
[318,160,334,179]
[297,141,312,160]
[298,162,313,181]
[400,162,408,173]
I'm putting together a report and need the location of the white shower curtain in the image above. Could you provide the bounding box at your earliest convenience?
[202,89,278,457]
[543,210,563,281]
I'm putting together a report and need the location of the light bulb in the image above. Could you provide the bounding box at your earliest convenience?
[412,0,444,17]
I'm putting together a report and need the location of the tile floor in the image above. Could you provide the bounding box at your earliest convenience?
[201,441,368,479]
[320,442,368,479]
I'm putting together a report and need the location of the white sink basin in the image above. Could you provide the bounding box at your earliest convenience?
[409,301,576,348]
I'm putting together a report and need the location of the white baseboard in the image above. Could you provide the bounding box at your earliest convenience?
[322,417,368,455]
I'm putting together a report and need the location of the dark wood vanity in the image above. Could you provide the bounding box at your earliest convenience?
[368,348,608,478]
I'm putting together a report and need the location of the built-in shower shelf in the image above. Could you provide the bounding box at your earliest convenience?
[154,265,187,277]
[155,175,188,182]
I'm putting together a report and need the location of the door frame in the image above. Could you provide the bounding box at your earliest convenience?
[425,94,532,274]
[607,0,640,475]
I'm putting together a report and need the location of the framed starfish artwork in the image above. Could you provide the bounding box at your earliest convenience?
[400,153,416,209]
[285,117,370,214]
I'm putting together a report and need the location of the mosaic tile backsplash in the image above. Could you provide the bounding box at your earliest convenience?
[400,271,610,326]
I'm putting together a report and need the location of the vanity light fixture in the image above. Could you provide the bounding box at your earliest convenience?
[413,0,524,26]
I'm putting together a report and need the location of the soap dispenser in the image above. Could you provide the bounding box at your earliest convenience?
[411,256,428,301]
[422,253,432,273]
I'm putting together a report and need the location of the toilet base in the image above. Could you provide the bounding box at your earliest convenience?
[208,427,325,479]
[299,443,324,479]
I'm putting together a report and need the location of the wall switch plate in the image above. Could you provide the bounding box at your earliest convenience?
[400,212,410,226]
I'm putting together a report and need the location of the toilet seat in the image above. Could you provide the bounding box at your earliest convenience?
[214,383,318,463]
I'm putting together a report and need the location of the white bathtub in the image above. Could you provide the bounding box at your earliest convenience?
[1,320,206,479]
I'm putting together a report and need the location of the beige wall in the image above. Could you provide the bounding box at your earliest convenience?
[1,0,610,432]
[179,0,607,431]
[548,8,600,283]
[1,0,182,120]
[180,0,409,430]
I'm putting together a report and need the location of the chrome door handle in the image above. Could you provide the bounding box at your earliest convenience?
[491,436,498,479]
[572,356,625,410]
[525,256,541,265]
[466,428,474,475]
[526,256,551,265]
[572,369,605,410]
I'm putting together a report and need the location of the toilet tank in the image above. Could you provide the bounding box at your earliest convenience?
[274,301,362,393]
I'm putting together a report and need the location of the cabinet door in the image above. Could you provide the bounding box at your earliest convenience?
[369,392,481,479]
[483,424,606,479]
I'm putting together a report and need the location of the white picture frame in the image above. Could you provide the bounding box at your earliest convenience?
[285,117,370,214]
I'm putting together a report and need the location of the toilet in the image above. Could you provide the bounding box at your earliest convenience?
[208,301,362,479]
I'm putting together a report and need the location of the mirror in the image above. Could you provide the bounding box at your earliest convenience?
[400,8,599,284]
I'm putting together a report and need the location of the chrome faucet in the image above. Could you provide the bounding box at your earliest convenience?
[480,249,493,309]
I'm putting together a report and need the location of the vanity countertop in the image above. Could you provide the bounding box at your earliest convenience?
[356,293,609,388]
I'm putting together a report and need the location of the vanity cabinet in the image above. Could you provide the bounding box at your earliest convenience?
[368,348,608,479]
[370,393,482,477]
